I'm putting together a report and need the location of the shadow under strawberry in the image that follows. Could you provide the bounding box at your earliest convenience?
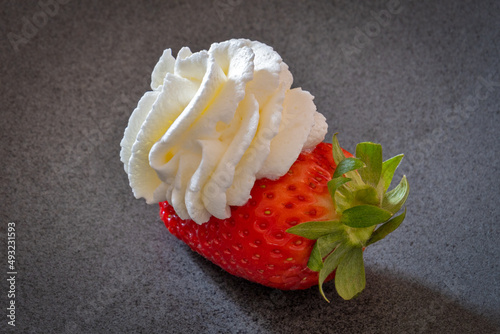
[184,249,499,334]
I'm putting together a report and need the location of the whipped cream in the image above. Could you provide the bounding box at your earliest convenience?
[120,39,327,224]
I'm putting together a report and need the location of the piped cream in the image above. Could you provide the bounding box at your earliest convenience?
[120,39,327,224]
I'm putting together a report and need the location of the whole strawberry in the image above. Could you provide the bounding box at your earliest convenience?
[161,135,409,301]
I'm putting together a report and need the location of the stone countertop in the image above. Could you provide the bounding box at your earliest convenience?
[1,0,499,332]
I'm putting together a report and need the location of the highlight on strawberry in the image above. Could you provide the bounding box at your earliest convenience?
[161,134,409,301]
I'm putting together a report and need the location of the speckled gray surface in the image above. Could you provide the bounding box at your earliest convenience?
[1,0,499,333]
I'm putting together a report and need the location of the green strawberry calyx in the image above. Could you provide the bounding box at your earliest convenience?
[287,134,409,302]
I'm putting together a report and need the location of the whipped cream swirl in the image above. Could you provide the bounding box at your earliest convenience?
[120,39,327,224]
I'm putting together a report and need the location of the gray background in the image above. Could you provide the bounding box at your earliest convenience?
[1,0,499,333]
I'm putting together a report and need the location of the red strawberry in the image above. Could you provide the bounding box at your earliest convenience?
[160,135,409,301]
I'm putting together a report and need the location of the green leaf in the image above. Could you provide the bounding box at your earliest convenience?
[318,243,351,302]
[307,242,324,271]
[356,142,383,187]
[366,208,406,246]
[381,154,404,191]
[327,177,351,198]
[354,186,379,206]
[304,135,410,301]
[332,158,365,179]
[317,232,345,257]
[341,205,393,228]
[286,220,343,240]
[307,232,345,272]
[382,175,409,214]
[333,188,355,214]
[335,247,365,300]
[331,133,346,165]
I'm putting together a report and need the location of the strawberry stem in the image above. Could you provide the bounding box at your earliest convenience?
[287,134,409,301]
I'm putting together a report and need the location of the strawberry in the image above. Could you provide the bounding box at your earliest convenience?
[160,135,409,301]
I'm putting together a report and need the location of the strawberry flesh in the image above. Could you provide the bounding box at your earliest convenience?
[160,142,351,290]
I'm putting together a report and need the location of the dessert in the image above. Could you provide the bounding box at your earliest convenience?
[121,39,409,300]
